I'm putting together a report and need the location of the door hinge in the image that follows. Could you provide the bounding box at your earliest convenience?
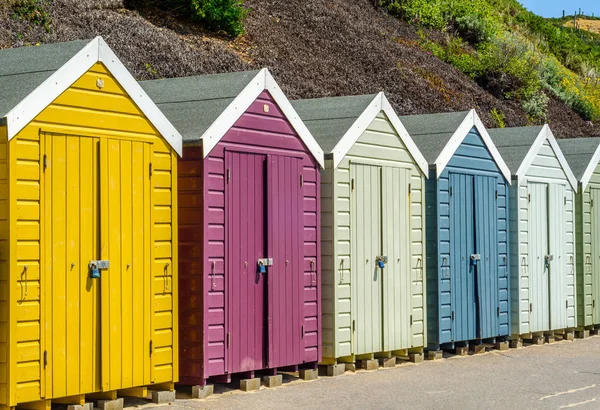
[451,311,455,321]
[564,196,567,206]
[43,350,48,367]
[351,178,355,191]
[530,303,533,313]
[300,175,304,187]
[495,190,499,200]
[497,307,500,317]
[149,340,153,355]
[227,168,231,184]
[566,299,569,309]
[301,325,305,338]
[408,184,412,195]
[227,332,231,347]
[352,319,356,332]
[450,186,453,196]
[410,315,413,326]
[43,154,48,171]
[593,300,596,308]
[528,193,531,203]
[149,163,153,177]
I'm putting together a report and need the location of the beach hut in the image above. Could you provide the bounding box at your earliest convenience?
[0,38,182,409]
[490,126,578,345]
[559,137,600,337]
[292,93,429,374]
[141,69,324,389]
[401,110,511,354]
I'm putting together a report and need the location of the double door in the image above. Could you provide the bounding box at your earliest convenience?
[350,163,412,355]
[591,189,600,323]
[224,151,305,373]
[44,135,154,397]
[449,173,499,341]
[527,182,567,331]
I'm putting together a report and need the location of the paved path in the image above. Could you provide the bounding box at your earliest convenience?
[128,336,600,409]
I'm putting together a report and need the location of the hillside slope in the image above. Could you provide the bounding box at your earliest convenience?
[0,0,598,138]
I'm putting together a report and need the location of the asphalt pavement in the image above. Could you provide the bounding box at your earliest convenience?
[126,336,600,409]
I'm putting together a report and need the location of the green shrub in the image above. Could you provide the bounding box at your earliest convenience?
[188,0,247,37]
[11,0,51,32]
[490,108,506,128]
[521,92,549,120]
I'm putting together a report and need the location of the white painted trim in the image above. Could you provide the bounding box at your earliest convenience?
[381,94,429,177]
[264,70,324,167]
[515,125,578,192]
[328,92,429,176]
[434,109,512,183]
[546,126,578,193]
[348,157,414,170]
[200,68,324,168]
[3,37,183,155]
[581,142,600,191]
[98,38,182,155]
[329,93,382,169]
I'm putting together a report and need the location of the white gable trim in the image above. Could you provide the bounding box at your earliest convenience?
[515,125,578,191]
[328,93,429,176]
[581,141,600,191]
[200,68,324,168]
[4,37,183,155]
[434,109,512,183]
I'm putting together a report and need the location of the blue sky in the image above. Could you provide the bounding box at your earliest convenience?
[519,0,600,18]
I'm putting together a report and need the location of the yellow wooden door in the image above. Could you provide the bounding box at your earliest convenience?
[43,135,153,398]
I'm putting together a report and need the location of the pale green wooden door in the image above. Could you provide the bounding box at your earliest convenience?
[351,163,382,355]
[528,183,549,332]
[382,167,412,350]
[592,189,600,322]
[549,184,568,329]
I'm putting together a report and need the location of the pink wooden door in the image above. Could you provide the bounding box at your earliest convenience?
[267,155,305,368]
[225,151,267,373]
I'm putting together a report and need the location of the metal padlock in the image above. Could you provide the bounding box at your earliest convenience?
[470,254,481,266]
[89,262,100,279]
[376,255,388,269]
[258,261,266,273]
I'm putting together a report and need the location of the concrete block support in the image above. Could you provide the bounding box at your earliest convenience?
[565,332,575,341]
[495,341,509,351]
[408,353,424,363]
[426,350,443,361]
[192,385,214,399]
[319,364,345,377]
[67,404,93,410]
[576,330,590,339]
[299,369,318,381]
[344,363,356,372]
[455,346,468,356]
[471,344,485,355]
[240,378,261,392]
[97,398,124,410]
[509,339,523,349]
[262,375,283,388]
[379,357,396,368]
[357,359,378,371]
[151,390,176,404]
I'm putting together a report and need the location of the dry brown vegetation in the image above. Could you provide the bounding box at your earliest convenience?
[0,0,598,138]
[565,19,600,35]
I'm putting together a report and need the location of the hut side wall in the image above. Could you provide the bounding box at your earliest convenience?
[578,162,600,327]
[512,140,576,336]
[508,182,521,336]
[429,128,509,346]
[0,126,7,407]
[322,112,426,361]
[200,91,321,379]
[8,63,178,406]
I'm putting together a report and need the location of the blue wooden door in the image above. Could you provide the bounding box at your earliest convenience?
[449,173,477,342]
[475,175,499,339]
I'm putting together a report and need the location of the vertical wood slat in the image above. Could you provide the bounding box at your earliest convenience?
[549,184,568,329]
[528,183,549,332]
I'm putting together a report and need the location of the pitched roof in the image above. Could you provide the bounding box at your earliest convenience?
[0,37,183,155]
[558,137,600,181]
[488,126,544,174]
[291,94,377,153]
[398,111,470,164]
[0,40,90,119]
[140,70,261,142]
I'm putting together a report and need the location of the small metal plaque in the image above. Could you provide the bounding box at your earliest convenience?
[470,254,481,261]
[257,258,273,267]
[89,260,110,269]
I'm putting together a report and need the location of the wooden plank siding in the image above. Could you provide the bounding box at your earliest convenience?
[7,63,178,406]
[576,162,600,328]
[186,91,320,382]
[321,112,426,361]
[510,141,576,337]
[0,125,8,407]
[427,128,509,347]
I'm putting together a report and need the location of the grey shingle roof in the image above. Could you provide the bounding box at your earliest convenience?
[399,111,470,164]
[488,126,544,174]
[291,95,377,153]
[139,70,261,142]
[558,137,600,181]
[0,40,90,118]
